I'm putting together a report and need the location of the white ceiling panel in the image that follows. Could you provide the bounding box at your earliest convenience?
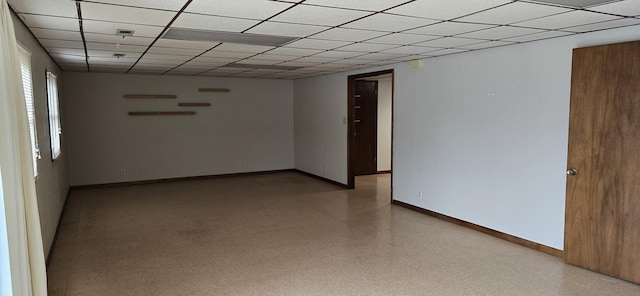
[137,58,184,67]
[366,33,440,45]
[457,40,515,50]
[311,28,388,42]
[190,56,240,64]
[266,47,324,56]
[251,54,302,61]
[82,20,165,37]
[147,46,204,56]
[80,2,175,26]
[343,13,439,32]
[293,56,345,63]
[141,53,191,60]
[47,48,86,56]
[386,0,511,20]
[380,45,433,55]
[87,49,143,58]
[503,30,575,42]
[514,10,621,29]
[154,39,218,50]
[588,0,640,17]
[428,48,469,56]
[337,42,400,52]
[86,42,147,52]
[84,33,155,46]
[312,50,365,59]
[302,0,411,12]
[31,28,82,41]
[201,50,257,59]
[173,13,260,32]
[86,0,187,11]
[457,2,572,25]
[415,37,485,48]
[18,14,79,31]
[207,67,251,73]
[277,61,321,67]
[214,43,275,53]
[9,0,77,18]
[245,21,330,37]
[354,52,406,60]
[458,26,544,40]
[404,21,496,36]
[236,59,282,65]
[40,39,84,49]
[562,18,640,33]
[271,5,371,26]
[186,0,294,19]
[285,38,353,50]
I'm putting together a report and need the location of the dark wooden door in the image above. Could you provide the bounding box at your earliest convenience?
[565,41,640,284]
[353,80,378,176]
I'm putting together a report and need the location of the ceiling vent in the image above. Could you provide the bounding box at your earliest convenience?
[529,0,621,8]
[116,29,135,38]
[162,28,298,47]
[113,53,126,59]
[225,63,302,71]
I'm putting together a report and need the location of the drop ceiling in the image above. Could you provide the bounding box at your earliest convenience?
[8,0,640,79]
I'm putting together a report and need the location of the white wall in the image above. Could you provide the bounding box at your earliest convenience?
[293,24,640,250]
[13,12,69,256]
[64,73,294,186]
[376,77,392,172]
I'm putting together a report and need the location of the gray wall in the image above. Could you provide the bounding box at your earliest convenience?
[64,73,295,186]
[376,77,392,172]
[13,12,69,257]
[293,24,640,250]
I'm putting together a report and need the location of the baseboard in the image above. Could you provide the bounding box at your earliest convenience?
[294,169,350,189]
[391,200,563,258]
[70,169,297,190]
[47,187,71,268]
[377,170,391,174]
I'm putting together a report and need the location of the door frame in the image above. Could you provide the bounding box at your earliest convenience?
[347,69,394,193]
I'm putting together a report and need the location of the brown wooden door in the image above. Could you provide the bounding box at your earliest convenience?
[565,41,640,284]
[353,80,378,176]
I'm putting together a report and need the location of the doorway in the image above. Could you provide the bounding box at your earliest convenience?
[347,69,394,192]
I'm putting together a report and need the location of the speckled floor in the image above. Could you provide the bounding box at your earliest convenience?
[47,172,640,296]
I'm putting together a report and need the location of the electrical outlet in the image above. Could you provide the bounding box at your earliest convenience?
[418,190,423,199]
[120,169,127,176]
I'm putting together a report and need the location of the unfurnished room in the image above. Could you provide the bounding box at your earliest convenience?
[1,0,640,295]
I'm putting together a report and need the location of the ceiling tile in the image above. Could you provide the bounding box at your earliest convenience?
[404,21,496,36]
[186,0,294,19]
[137,58,184,67]
[201,50,257,59]
[514,10,621,29]
[302,0,411,11]
[9,0,77,18]
[343,13,440,32]
[207,67,250,73]
[415,37,485,48]
[40,39,84,49]
[562,18,640,33]
[47,48,86,56]
[173,13,261,32]
[236,59,283,65]
[84,33,155,46]
[154,39,218,50]
[266,47,325,56]
[271,5,371,26]
[18,14,79,31]
[428,48,469,56]
[88,49,143,58]
[86,42,147,52]
[502,30,574,42]
[457,40,515,50]
[312,50,365,58]
[589,0,640,17]
[277,61,321,67]
[81,2,175,26]
[337,43,400,52]
[457,2,572,25]
[285,38,353,50]
[86,0,186,11]
[82,20,165,37]
[366,33,440,45]
[245,21,330,38]
[147,46,204,56]
[386,0,511,20]
[251,54,301,61]
[294,56,344,63]
[354,52,406,60]
[214,43,275,53]
[31,28,82,41]
[142,53,192,61]
[311,28,388,42]
[380,45,434,55]
[458,26,544,40]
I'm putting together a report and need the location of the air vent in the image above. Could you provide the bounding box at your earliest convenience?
[113,53,126,59]
[116,29,135,37]
[162,28,298,47]
[529,0,621,8]
[225,63,302,71]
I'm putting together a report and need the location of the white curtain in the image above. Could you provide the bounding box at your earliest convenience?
[0,0,48,295]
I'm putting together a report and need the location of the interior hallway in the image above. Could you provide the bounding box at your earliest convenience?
[47,173,640,296]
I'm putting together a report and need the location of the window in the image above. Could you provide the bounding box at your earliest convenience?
[46,71,61,159]
[18,45,40,177]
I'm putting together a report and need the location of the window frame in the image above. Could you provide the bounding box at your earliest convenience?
[17,44,40,178]
[46,70,62,160]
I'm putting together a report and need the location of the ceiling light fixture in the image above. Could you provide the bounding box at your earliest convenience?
[225,63,302,71]
[162,28,298,47]
[529,0,622,8]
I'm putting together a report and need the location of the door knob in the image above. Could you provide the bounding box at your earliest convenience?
[566,168,577,176]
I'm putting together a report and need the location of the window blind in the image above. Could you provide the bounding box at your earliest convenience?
[46,72,61,159]
[18,45,40,177]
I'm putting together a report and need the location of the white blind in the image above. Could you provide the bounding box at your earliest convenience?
[18,45,40,177]
[46,72,61,159]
